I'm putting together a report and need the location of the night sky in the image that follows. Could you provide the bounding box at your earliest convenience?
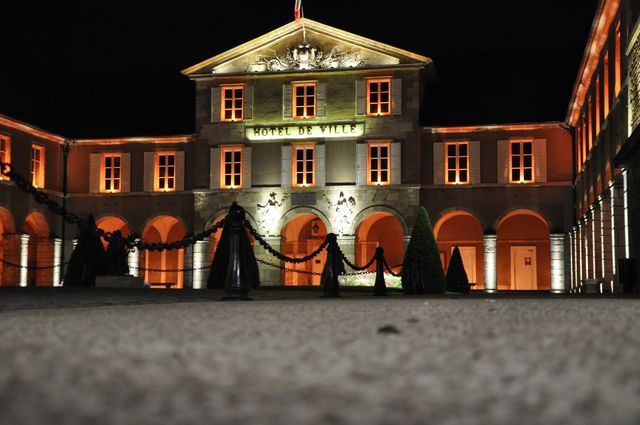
[0,0,599,138]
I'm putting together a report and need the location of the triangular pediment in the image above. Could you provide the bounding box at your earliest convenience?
[182,18,431,76]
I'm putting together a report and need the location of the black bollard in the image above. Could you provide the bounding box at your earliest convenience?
[222,203,252,301]
[320,233,341,298]
[373,247,387,296]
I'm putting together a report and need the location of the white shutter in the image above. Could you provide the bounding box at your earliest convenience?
[243,85,253,120]
[242,146,252,188]
[315,144,325,187]
[356,143,367,186]
[433,143,444,185]
[282,84,292,119]
[89,154,101,193]
[316,83,327,117]
[211,87,221,123]
[210,148,220,189]
[143,152,155,192]
[533,139,547,183]
[121,153,131,193]
[469,141,481,185]
[281,145,292,188]
[390,142,401,185]
[497,140,510,184]
[175,151,185,191]
[391,78,403,115]
[356,80,367,116]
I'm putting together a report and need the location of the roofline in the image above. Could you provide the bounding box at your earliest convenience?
[0,113,67,144]
[181,18,431,76]
[566,0,620,126]
[74,135,195,145]
[423,122,567,134]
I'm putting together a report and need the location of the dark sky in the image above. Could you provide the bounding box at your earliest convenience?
[0,0,599,138]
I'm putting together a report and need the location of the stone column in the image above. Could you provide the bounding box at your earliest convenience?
[483,234,497,293]
[583,215,591,279]
[128,239,140,277]
[591,204,602,279]
[19,234,29,287]
[550,233,565,294]
[569,229,575,292]
[256,236,281,286]
[610,180,626,275]
[600,194,614,281]
[192,240,210,289]
[182,245,193,289]
[576,223,583,290]
[53,238,62,287]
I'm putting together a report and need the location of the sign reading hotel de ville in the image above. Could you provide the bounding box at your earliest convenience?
[246,123,365,141]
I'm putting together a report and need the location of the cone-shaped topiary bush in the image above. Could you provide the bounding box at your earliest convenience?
[401,206,446,294]
[446,246,470,293]
[63,215,107,287]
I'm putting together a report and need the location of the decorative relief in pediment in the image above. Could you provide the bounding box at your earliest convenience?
[247,43,365,72]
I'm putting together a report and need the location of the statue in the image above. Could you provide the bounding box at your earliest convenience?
[105,230,129,276]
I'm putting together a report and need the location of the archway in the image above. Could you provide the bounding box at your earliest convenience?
[22,212,51,286]
[280,213,327,286]
[0,207,16,286]
[497,210,550,290]
[142,216,186,288]
[96,216,131,250]
[434,211,484,289]
[355,212,404,270]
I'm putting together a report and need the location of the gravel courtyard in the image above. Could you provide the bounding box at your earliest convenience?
[1,288,640,425]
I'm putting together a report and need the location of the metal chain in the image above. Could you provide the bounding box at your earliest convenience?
[256,257,323,276]
[244,220,329,264]
[0,257,73,270]
[340,250,376,271]
[129,264,212,273]
[384,260,403,277]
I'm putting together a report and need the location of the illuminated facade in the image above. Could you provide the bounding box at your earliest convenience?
[1,9,636,292]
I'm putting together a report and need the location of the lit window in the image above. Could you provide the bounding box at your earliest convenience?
[576,123,582,173]
[220,146,242,189]
[595,76,601,135]
[588,98,593,151]
[155,152,176,192]
[292,144,315,187]
[367,78,391,116]
[445,141,469,184]
[604,51,610,118]
[581,115,587,165]
[368,142,390,186]
[30,145,45,188]
[292,82,316,119]
[101,154,121,193]
[510,140,534,183]
[0,135,10,180]
[221,84,244,122]
[615,22,621,97]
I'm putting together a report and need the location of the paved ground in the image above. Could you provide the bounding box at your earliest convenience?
[1,288,640,425]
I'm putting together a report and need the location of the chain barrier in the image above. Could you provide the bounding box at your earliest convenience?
[0,257,73,270]
[129,264,213,273]
[244,220,329,264]
[384,260,403,277]
[340,251,376,271]
[256,258,323,276]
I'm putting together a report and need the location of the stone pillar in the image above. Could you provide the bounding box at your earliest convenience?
[583,215,591,279]
[483,234,497,293]
[611,180,626,275]
[53,238,62,287]
[128,239,140,277]
[576,223,583,290]
[569,229,575,292]
[192,240,210,289]
[19,234,29,287]
[550,233,566,293]
[592,204,602,279]
[183,244,193,289]
[600,194,614,281]
[256,236,281,286]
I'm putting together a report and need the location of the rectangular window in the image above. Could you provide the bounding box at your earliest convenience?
[367,78,391,116]
[220,146,243,189]
[220,84,244,122]
[102,154,121,193]
[615,22,621,97]
[588,98,593,151]
[31,145,45,188]
[595,76,601,135]
[368,142,390,185]
[292,144,315,187]
[576,122,582,173]
[604,51,610,117]
[155,152,176,192]
[445,141,469,184]
[582,115,587,165]
[509,140,534,183]
[0,135,10,180]
[292,82,316,119]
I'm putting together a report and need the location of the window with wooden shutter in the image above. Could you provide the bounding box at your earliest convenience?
[220,84,244,122]
[283,83,292,119]
[509,140,534,183]
[30,145,45,188]
[292,82,316,119]
[210,147,220,189]
[445,142,469,185]
[220,146,243,189]
[101,154,122,193]
[281,145,292,188]
[433,143,445,185]
[292,144,315,187]
[368,142,390,186]
[356,143,367,185]
[211,87,221,123]
[367,78,391,116]
[0,135,10,180]
[155,152,176,192]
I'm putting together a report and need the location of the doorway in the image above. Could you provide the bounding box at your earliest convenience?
[510,246,537,290]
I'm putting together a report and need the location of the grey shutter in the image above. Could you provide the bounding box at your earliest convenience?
[390,142,401,185]
[210,148,220,189]
[282,84,292,119]
[469,141,481,185]
[316,83,327,117]
[391,78,403,115]
[533,139,547,183]
[243,84,253,120]
[242,146,252,188]
[315,144,326,187]
[281,145,292,188]
[356,80,367,116]
[211,87,221,123]
[143,152,155,192]
[356,143,367,186]
[497,140,510,184]
[433,143,444,185]
[175,151,185,191]
[121,153,131,193]
[89,153,101,193]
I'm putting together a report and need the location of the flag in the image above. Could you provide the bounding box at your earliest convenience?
[294,0,302,22]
